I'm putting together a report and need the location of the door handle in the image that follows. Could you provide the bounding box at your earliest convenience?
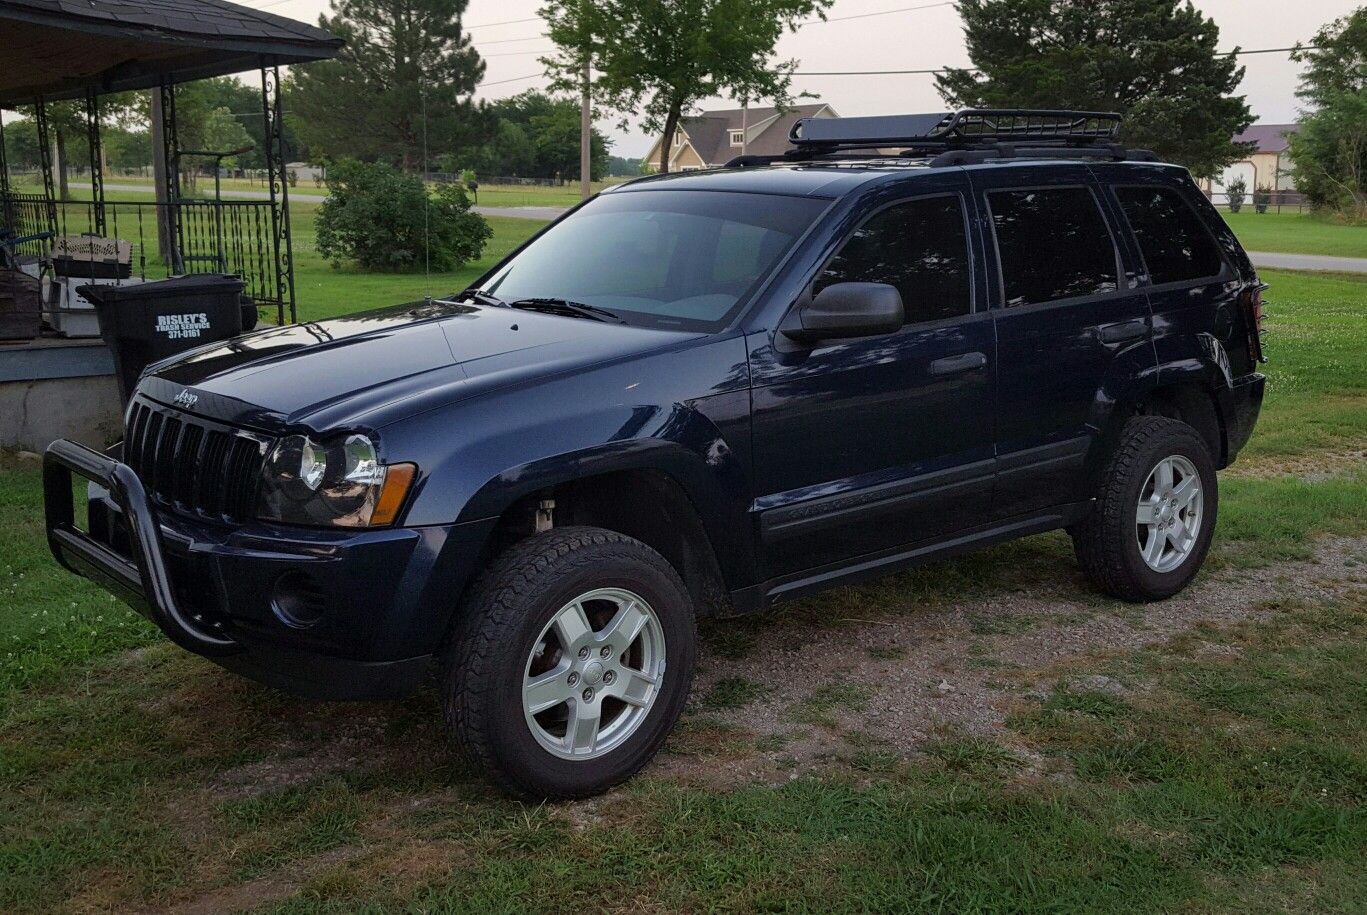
[1098,319,1148,344]
[928,351,988,376]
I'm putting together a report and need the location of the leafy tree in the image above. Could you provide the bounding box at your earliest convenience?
[936,0,1254,178]
[290,0,493,170]
[1288,8,1366,219]
[606,154,645,177]
[315,158,491,271]
[541,0,835,173]
[464,91,609,179]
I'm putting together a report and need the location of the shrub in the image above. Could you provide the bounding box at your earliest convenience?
[1253,185,1272,214]
[316,159,492,272]
[1226,175,1247,213]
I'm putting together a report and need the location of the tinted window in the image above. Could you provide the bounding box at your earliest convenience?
[814,195,972,324]
[1115,186,1224,284]
[484,190,827,329]
[989,187,1118,306]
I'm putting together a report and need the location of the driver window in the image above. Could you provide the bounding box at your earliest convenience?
[814,195,972,324]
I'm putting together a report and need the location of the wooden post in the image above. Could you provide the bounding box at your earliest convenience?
[150,86,173,262]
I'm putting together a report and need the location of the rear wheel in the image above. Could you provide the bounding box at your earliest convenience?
[442,527,696,798]
[1073,416,1218,602]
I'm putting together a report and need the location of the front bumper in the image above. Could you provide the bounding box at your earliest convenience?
[43,439,493,699]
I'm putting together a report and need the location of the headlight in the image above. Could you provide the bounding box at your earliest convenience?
[258,433,415,527]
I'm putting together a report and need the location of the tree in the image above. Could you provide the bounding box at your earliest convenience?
[1288,8,1366,219]
[606,154,644,177]
[1225,175,1246,213]
[463,91,609,180]
[540,0,834,173]
[936,0,1254,178]
[315,159,491,271]
[289,0,493,170]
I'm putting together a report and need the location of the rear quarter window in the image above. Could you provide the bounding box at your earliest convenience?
[1114,186,1225,284]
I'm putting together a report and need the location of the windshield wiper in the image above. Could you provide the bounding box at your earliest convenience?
[458,288,509,308]
[506,298,624,323]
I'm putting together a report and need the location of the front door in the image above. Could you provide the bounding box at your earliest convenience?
[748,185,996,581]
[972,168,1154,519]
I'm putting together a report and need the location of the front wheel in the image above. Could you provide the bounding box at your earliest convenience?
[1073,416,1218,602]
[442,527,696,799]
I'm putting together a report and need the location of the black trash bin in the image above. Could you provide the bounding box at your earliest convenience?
[78,274,248,405]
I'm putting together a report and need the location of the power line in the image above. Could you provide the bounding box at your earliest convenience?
[802,1,953,26]
[793,44,1318,77]
[471,1,957,58]
[466,16,543,30]
[477,72,544,88]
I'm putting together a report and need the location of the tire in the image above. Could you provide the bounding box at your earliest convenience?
[441,526,697,799]
[1073,416,1218,602]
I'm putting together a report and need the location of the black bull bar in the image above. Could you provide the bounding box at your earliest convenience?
[43,438,242,657]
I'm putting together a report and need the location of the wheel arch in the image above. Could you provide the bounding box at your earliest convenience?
[1092,341,1235,485]
[452,443,749,620]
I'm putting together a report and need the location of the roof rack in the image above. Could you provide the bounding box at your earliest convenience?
[724,109,1156,168]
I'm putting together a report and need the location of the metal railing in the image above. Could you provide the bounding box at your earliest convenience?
[1203,189,1308,214]
[2,192,288,320]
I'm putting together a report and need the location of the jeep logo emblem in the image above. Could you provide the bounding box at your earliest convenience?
[173,390,199,409]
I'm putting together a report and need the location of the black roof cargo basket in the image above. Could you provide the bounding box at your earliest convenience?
[725,109,1155,168]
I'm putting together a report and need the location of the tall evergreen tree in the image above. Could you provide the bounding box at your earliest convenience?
[290,0,492,170]
[936,0,1254,177]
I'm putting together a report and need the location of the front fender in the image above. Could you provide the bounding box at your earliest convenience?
[380,335,756,587]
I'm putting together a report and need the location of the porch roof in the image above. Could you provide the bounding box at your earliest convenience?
[0,0,342,106]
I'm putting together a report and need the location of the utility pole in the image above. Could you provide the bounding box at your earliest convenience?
[740,99,748,156]
[578,0,593,199]
[580,58,591,199]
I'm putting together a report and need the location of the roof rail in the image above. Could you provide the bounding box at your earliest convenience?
[788,109,1123,149]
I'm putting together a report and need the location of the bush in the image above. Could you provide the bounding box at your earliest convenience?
[1253,185,1272,214]
[315,159,492,272]
[1226,175,1247,213]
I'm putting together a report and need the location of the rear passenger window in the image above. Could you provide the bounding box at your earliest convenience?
[989,187,1118,306]
[815,195,972,324]
[1115,186,1224,284]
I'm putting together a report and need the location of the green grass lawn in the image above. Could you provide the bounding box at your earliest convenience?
[84,173,627,207]
[1,268,1364,911]
[288,201,545,323]
[1219,210,1366,259]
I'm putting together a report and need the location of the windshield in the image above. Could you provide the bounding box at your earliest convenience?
[479,189,830,330]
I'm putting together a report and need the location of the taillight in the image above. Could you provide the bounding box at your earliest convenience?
[1243,284,1268,364]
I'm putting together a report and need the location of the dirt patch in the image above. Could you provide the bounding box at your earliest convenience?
[654,536,1365,787]
[1227,447,1366,481]
[157,845,365,915]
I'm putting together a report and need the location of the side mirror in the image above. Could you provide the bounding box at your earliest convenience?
[782,282,904,344]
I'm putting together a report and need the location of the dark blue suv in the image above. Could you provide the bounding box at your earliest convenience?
[44,111,1266,797]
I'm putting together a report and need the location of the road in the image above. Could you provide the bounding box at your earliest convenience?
[100,183,1365,273]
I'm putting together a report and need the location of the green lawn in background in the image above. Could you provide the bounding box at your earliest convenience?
[1,266,1363,911]
[288,201,545,323]
[1219,210,1366,258]
[80,172,627,207]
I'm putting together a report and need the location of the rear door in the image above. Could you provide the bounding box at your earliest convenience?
[1101,175,1244,377]
[971,166,1154,518]
[748,179,996,579]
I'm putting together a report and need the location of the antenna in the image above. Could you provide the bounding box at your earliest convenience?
[420,80,431,299]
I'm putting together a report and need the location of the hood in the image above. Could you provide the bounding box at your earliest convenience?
[139,300,701,431]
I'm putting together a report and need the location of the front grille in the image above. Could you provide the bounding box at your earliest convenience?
[124,399,270,522]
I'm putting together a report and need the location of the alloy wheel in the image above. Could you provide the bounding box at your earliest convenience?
[522,587,666,760]
[1135,454,1203,573]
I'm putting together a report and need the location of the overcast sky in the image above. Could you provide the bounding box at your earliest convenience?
[16,0,1357,155]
